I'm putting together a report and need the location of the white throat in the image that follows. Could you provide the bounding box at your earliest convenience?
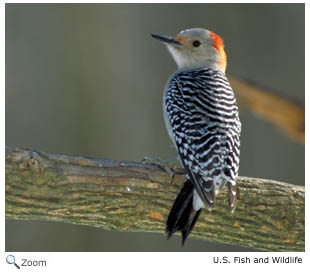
[167,45,222,72]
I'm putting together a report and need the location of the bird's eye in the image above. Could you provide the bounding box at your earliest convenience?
[192,40,201,47]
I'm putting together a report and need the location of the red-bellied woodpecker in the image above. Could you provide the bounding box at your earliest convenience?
[151,28,241,245]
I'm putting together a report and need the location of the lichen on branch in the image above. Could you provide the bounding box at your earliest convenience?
[5,146,304,251]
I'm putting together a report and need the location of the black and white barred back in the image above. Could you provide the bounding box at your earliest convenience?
[165,67,241,243]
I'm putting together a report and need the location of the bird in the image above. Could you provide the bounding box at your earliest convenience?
[151,28,241,245]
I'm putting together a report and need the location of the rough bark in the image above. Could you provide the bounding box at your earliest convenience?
[5,146,304,251]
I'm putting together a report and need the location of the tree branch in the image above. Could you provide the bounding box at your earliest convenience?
[5,146,304,251]
[228,75,305,144]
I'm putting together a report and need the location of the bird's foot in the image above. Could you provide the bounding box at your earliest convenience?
[141,156,182,184]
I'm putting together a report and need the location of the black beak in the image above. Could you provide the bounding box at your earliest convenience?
[151,33,181,46]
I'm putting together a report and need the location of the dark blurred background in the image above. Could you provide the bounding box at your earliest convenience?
[5,3,304,251]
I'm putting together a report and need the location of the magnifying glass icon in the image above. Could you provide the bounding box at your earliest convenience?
[6,255,20,269]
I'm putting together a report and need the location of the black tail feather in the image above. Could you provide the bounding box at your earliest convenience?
[181,209,202,246]
[166,179,202,245]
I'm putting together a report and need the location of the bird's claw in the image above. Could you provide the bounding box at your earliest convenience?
[141,157,179,184]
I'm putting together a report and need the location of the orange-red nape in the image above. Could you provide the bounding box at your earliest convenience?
[209,31,224,51]
[209,31,227,72]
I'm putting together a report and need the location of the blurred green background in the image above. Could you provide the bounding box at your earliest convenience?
[6,3,304,251]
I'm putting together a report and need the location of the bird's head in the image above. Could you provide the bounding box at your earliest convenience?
[151,28,227,73]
